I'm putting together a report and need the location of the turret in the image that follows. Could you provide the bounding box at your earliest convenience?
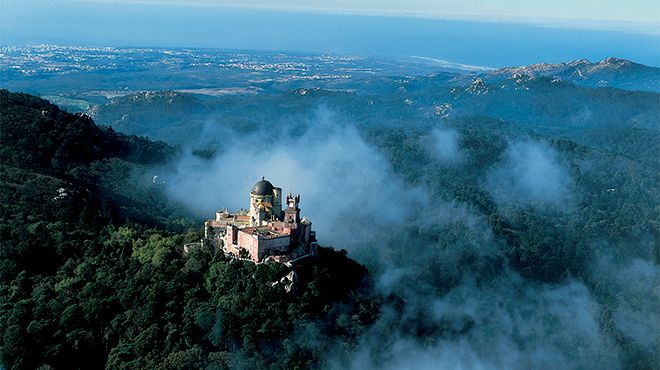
[284,193,301,228]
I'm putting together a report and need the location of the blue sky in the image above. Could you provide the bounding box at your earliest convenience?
[2,0,659,67]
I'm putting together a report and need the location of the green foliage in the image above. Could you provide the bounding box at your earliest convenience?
[0,91,377,369]
[1,226,374,369]
[132,232,181,266]
[2,79,659,369]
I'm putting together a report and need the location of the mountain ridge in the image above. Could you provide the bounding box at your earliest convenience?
[486,56,659,92]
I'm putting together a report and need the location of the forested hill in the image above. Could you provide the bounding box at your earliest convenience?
[0,90,375,369]
[1,89,178,276]
[1,90,173,172]
[0,89,181,227]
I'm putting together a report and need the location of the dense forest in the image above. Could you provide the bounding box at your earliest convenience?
[85,75,659,369]
[0,90,376,369]
[1,71,659,370]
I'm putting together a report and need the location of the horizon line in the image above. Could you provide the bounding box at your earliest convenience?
[34,0,660,37]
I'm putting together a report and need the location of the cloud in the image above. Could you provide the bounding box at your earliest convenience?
[329,273,621,370]
[485,140,574,209]
[426,127,463,163]
[160,108,655,369]
[589,254,660,354]
[162,108,425,251]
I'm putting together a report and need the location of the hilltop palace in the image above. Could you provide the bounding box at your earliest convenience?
[204,178,317,263]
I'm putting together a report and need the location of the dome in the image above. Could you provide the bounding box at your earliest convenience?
[251,177,274,196]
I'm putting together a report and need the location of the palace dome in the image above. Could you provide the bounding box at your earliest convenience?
[251,178,274,196]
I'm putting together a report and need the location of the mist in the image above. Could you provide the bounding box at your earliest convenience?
[160,107,657,369]
[163,108,425,250]
[588,253,659,354]
[330,278,620,370]
[485,140,574,209]
[426,127,463,164]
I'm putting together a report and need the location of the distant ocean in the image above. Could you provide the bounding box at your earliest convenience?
[2,1,659,68]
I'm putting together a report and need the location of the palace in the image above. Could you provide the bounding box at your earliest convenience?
[204,178,316,263]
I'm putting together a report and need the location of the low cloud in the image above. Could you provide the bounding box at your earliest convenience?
[160,108,655,369]
[427,127,463,163]
[162,108,425,250]
[329,275,621,370]
[589,254,660,354]
[485,140,573,209]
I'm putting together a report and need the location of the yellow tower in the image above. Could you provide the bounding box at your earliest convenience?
[249,177,280,226]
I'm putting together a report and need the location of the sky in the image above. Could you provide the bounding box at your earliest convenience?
[2,0,659,67]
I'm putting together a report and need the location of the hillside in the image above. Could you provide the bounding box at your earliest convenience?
[0,91,375,369]
[1,51,659,369]
[85,62,659,146]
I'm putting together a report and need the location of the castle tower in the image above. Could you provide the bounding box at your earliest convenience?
[249,177,275,226]
[284,193,301,230]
